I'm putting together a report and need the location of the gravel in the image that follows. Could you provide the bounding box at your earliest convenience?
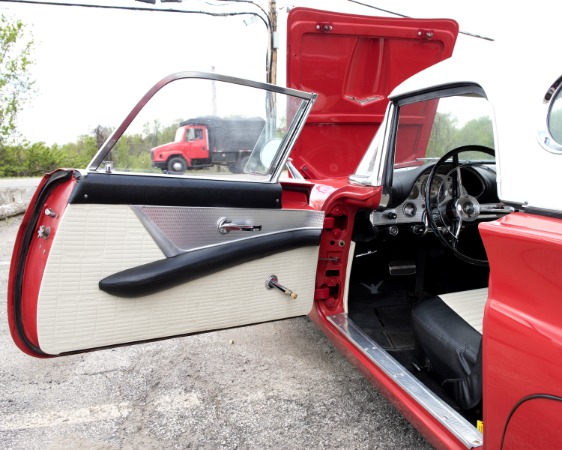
[0,215,432,449]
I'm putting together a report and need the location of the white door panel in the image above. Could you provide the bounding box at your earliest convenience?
[37,203,320,354]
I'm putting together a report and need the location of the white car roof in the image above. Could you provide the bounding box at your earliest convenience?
[388,49,562,213]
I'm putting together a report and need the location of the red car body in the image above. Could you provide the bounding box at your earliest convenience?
[8,8,562,449]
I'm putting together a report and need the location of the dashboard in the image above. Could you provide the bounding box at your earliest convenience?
[370,163,498,234]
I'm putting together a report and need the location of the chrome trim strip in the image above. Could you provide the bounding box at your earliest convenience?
[271,93,317,183]
[132,205,324,257]
[327,313,483,449]
[538,75,562,154]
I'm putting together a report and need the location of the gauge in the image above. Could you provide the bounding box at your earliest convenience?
[421,174,444,200]
[408,184,419,199]
[403,202,417,218]
[429,179,441,199]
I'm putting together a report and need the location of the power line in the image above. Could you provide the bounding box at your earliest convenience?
[0,0,267,27]
[0,0,275,81]
[343,0,494,41]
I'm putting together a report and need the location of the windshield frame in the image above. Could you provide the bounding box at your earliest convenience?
[351,84,491,194]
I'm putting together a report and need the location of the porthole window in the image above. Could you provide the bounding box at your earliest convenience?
[548,88,562,144]
[538,76,562,153]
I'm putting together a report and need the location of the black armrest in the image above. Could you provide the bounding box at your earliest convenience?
[99,229,320,297]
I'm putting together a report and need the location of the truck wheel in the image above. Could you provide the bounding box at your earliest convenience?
[231,156,250,174]
[167,157,187,174]
[227,162,239,173]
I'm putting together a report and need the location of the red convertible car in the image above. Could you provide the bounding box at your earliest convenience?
[8,8,562,449]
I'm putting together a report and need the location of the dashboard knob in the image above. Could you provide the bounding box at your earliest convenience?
[388,226,399,236]
[411,224,425,235]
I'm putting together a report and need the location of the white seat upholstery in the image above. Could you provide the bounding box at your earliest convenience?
[438,288,488,334]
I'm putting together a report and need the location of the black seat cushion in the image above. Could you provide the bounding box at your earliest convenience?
[412,296,482,410]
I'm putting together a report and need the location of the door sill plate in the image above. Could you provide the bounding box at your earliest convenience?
[327,313,483,449]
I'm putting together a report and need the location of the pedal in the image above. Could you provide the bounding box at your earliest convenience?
[388,261,416,276]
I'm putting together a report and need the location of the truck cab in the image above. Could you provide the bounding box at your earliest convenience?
[151,116,266,174]
[151,124,210,173]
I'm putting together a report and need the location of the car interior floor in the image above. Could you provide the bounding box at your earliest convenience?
[347,234,489,423]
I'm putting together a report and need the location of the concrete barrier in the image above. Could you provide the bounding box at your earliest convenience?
[0,184,37,219]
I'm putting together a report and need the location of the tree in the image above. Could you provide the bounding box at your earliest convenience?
[427,112,459,157]
[92,124,112,150]
[0,14,34,145]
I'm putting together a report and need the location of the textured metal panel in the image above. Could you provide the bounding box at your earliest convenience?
[328,314,483,449]
[370,175,430,226]
[132,205,325,257]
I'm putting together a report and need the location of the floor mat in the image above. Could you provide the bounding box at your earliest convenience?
[376,304,411,328]
[348,284,416,351]
[384,329,415,349]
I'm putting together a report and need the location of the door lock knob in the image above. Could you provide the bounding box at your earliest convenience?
[265,275,298,299]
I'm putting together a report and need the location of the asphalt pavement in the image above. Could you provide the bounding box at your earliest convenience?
[0,185,432,449]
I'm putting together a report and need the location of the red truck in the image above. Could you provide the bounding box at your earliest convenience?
[150,116,265,174]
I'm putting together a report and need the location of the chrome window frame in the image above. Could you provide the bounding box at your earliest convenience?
[538,74,562,154]
[350,83,489,209]
[87,71,316,183]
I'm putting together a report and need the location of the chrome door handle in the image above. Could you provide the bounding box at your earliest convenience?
[217,217,262,234]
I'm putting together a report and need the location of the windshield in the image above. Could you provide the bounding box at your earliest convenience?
[88,73,314,182]
[395,94,494,168]
[353,92,494,186]
[174,127,184,142]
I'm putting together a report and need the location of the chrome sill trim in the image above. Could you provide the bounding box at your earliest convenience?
[327,313,483,449]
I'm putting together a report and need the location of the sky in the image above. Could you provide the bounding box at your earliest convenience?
[0,0,557,145]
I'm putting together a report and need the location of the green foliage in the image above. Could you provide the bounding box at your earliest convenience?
[0,14,34,145]
[108,120,178,172]
[0,142,62,177]
[0,126,111,177]
[427,112,459,158]
[58,134,101,168]
[428,112,494,159]
[0,118,181,177]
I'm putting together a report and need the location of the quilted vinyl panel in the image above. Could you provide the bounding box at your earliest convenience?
[37,204,318,354]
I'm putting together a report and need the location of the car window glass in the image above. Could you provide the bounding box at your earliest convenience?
[548,88,562,144]
[94,77,308,181]
[395,95,494,168]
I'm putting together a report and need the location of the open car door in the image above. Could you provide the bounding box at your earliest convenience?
[8,72,321,357]
[8,8,459,359]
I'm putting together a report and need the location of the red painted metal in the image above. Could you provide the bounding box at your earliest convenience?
[6,9,482,447]
[7,170,76,357]
[286,8,458,180]
[280,180,315,210]
[480,213,562,449]
[309,306,469,450]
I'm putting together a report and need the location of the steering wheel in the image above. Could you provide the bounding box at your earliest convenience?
[424,145,500,267]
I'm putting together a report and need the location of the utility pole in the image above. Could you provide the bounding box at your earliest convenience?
[268,0,277,85]
[211,65,217,116]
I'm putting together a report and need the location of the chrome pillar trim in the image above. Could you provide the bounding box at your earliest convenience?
[327,313,483,449]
